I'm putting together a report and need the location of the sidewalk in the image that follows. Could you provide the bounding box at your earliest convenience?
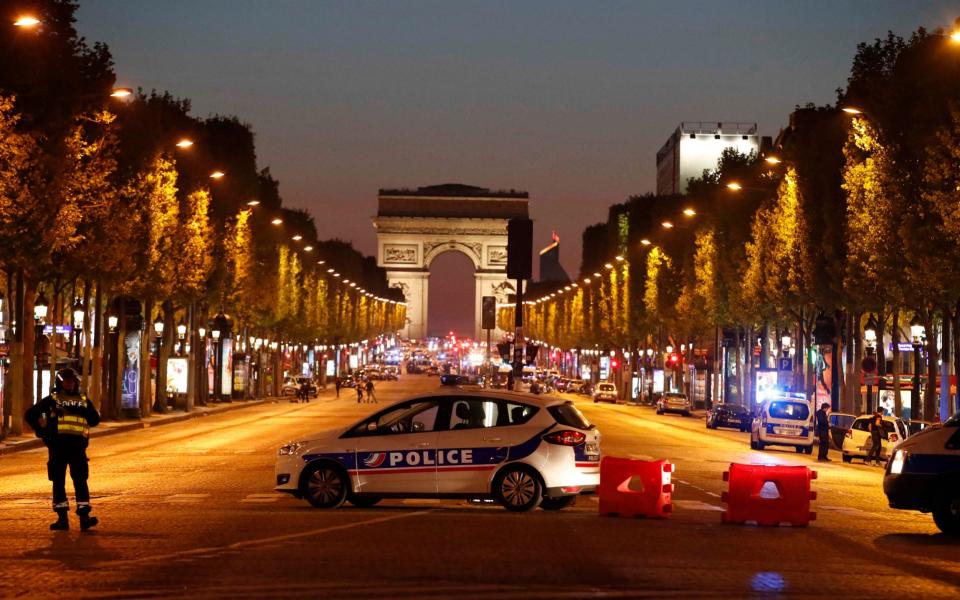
[0,397,278,456]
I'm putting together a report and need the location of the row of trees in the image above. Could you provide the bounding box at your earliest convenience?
[0,1,404,433]
[502,23,960,421]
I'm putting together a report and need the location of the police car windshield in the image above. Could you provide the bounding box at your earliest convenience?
[768,401,809,421]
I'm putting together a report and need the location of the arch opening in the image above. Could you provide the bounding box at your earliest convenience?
[427,250,476,338]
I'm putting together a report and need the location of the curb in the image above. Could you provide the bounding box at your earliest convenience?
[0,398,274,456]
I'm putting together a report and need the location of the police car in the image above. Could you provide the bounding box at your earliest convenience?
[275,391,601,511]
[883,412,960,535]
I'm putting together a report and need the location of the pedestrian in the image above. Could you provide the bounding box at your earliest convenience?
[365,379,377,403]
[298,380,309,403]
[356,381,364,403]
[868,410,885,466]
[815,403,831,461]
[334,376,341,398]
[24,367,101,531]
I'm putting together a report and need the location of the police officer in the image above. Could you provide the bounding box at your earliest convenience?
[867,410,885,466]
[815,403,832,461]
[24,367,101,531]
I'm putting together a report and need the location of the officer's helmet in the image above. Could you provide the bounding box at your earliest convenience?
[55,367,80,392]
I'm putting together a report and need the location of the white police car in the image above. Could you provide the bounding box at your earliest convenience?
[884,412,960,535]
[275,390,600,511]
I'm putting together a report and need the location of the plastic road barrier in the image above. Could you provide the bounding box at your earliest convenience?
[721,463,817,527]
[599,457,674,518]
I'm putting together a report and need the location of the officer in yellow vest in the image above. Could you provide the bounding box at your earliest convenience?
[24,367,101,531]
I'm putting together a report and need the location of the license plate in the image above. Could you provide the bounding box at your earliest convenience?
[585,443,599,455]
[775,427,799,436]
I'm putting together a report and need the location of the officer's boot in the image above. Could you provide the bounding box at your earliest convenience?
[50,509,69,531]
[77,506,98,531]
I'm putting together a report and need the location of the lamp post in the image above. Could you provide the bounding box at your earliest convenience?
[909,315,925,422]
[34,292,48,403]
[177,320,187,356]
[211,324,221,402]
[863,315,878,413]
[153,313,164,408]
[71,297,84,362]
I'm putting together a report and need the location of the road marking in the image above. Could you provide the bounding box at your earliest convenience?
[673,499,723,511]
[102,510,433,568]
[164,493,210,503]
[241,493,285,503]
[819,505,876,517]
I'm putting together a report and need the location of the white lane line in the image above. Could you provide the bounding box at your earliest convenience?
[818,505,876,517]
[102,510,433,568]
[164,493,210,503]
[673,499,724,511]
[241,493,285,503]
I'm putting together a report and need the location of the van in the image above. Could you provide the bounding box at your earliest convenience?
[749,396,814,454]
[884,413,960,535]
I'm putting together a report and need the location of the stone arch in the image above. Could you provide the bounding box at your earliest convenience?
[423,241,482,270]
[373,184,530,339]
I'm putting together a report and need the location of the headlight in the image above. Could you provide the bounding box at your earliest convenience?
[278,442,304,456]
[889,449,908,474]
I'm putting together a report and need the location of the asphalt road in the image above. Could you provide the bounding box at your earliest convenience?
[0,375,957,599]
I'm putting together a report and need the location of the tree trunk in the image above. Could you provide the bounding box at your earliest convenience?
[734,327,743,406]
[940,306,952,424]
[154,301,174,413]
[923,314,938,423]
[954,301,960,417]
[851,313,864,414]
[892,309,902,418]
[140,297,154,418]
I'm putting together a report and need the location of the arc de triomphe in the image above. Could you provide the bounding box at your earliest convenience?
[373,184,529,340]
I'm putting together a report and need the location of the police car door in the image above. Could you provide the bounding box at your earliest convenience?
[435,397,508,494]
[353,398,442,494]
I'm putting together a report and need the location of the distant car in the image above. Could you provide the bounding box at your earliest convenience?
[657,392,692,417]
[841,414,909,463]
[282,376,318,398]
[425,365,440,376]
[567,380,587,394]
[827,412,857,449]
[593,383,617,403]
[706,403,749,431]
[750,396,814,454]
[905,420,935,436]
[381,367,400,381]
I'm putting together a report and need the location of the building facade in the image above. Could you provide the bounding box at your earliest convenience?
[656,122,762,195]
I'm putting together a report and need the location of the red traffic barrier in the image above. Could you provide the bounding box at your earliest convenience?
[599,457,674,518]
[721,463,817,527]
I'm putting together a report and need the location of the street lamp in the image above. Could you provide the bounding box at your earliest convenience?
[72,297,85,360]
[13,15,41,27]
[910,314,925,421]
[177,320,187,356]
[34,292,48,403]
[864,314,879,413]
[107,312,118,333]
[175,138,194,149]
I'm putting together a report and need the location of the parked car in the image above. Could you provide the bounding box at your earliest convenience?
[567,380,587,394]
[749,396,814,454]
[282,376,318,398]
[905,419,935,436]
[827,412,857,449]
[657,392,692,417]
[592,382,617,403]
[841,414,909,463]
[706,403,750,431]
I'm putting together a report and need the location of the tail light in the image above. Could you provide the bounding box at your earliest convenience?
[544,430,586,446]
[845,429,853,438]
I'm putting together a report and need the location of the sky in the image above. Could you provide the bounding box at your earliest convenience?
[75,0,958,337]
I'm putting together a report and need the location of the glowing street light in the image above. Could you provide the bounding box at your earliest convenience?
[110,87,134,98]
[304,246,313,252]
[292,235,303,241]
[271,218,283,225]
[175,138,194,149]
[14,16,40,27]
[640,238,652,246]
[726,182,742,191]
[764,156,782,165]
[951,29,960,44]
[683,208,696,217]
[209,170,225,179]
[841,107,862,115]
[246,199,260,206]
[661,220,674,229]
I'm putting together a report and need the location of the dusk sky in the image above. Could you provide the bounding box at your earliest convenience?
[76,0,957,336]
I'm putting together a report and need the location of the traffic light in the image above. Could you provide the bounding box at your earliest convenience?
[611,359,619,369]
[667,353,680,366]
[507,218,533,280]
[481,296,496,330]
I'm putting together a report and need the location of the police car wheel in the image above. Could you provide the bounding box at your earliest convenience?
[494,466,542,512]
[804,445,813,455]
[932,493,960,535]
[302,464,348,509]
[540,496,576,511]
[842,454,852,463]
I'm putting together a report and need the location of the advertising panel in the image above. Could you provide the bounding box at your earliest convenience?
[755,369,779,404]
[233,356,247,394]
[653,369,664,394]
[166,357,188,395]
[326,359,336,377]
[220,339,233,397]
[599,357,610,381]
[121,330,141,410]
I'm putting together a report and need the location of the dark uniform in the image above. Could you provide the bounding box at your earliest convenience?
[815,404,831,461]
[24,368,101,531]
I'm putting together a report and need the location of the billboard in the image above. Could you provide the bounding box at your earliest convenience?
[166,357,188,395]
[121,330,141,410]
